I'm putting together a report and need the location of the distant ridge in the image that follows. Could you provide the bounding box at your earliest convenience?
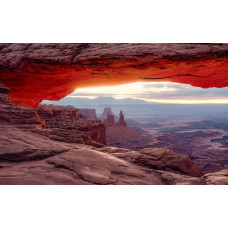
[42,96,152,106]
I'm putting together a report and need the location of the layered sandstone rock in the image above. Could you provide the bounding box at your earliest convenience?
[0,83,105,147]
[1,43,228,107]
[37,104,106,145]
[97,147,203,177]
[0,82,44,128]
[1,122,225,185]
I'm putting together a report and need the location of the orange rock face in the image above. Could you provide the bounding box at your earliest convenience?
[1,43,228,108]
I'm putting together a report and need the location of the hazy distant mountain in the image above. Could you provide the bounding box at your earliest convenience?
[42,96,228,123]
[42,96,151,106]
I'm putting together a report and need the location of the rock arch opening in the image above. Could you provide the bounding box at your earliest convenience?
[0,43,228,107]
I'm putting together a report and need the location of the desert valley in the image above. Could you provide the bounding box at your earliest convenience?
[1,43,228,185]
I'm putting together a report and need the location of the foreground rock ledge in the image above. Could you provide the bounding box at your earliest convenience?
[0,43,228,107]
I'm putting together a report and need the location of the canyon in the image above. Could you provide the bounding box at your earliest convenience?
[1,43,228,184]
[1,81,228,184]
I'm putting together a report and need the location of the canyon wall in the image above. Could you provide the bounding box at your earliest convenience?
[38,104,106,145]
[0,82,106,147]
[0,82,44,128]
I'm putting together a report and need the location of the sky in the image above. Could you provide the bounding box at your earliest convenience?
[68,82,228,104]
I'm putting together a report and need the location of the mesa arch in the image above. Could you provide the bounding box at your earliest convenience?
[0,43,228,108]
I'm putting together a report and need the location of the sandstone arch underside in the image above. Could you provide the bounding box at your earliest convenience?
[0,43,228,108]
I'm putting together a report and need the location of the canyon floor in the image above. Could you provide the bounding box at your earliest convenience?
[126,120,228,173]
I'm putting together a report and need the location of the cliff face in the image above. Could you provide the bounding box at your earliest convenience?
[37,104,106,145]
[0,82,44,128]
[79,108,97,120]
[0,82,106,147]
[1,43,228,107]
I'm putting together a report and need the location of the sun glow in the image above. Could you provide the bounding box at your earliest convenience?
[70,81,228,104]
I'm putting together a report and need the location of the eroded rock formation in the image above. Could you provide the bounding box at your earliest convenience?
[1,43,228,107]
[0,83,228,184]
[0,82,44,128]
[37,104,106,145]
[116,110,127,127]
[103,113,115,127]
[103,109,146,148]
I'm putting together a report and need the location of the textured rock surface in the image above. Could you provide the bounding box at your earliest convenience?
[0,82,44,128]
[37,104,106,145]
[1,123,226,185]
[0,125,205,185]
[97,147,203,177]
[0,83,105,147]
[1,43,228,107]
[204,169,228,185]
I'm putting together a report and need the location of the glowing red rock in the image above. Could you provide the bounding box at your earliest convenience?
[0,43,228,107]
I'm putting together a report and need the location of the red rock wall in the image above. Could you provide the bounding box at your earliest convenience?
[0,44,228,108]
[0,82,45,128]
[37,104,106,145]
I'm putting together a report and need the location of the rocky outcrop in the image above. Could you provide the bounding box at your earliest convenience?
[99,107,115,121]
[1,123,226,185]
[97,147,203,177]
[103,109,127,127]
[1,44,228,107]
[0,82,44,128]
[79,109,97,120]
[103,109,144,148]
[0,83,105,147]
[103,113,115,127]
[116,110,127,126]
[37,104,106,145]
